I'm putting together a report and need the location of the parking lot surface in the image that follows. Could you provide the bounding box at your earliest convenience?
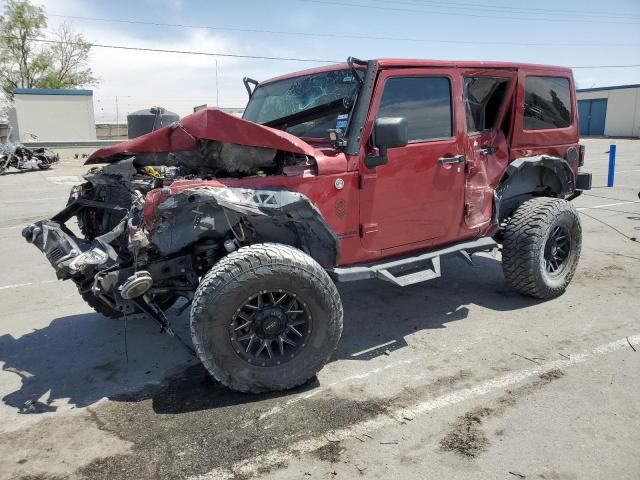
[0,138,638,480]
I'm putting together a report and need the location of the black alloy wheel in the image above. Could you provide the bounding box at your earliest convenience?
[543,225,572,276]
[229,290,312,367]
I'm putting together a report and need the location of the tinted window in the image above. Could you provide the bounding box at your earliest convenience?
[377,77,452,142]
[464,76,509,133]
[524,76,572,130]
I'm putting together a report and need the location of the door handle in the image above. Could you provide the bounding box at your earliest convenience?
[438,155,465,165]
[479,146,497,156]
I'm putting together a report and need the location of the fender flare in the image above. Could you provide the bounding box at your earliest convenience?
[147,186,340,267]
[495,155,575,221]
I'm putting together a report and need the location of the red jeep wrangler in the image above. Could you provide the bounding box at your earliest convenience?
[24,57,591,392]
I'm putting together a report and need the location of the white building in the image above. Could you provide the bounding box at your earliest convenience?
[8,88,96,142]
[576,84,640,138]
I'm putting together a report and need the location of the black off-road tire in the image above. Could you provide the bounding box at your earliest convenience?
[190,243,343,393]
[502,197,581,299]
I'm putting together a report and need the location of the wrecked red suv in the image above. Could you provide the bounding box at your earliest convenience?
[23,57,591,392]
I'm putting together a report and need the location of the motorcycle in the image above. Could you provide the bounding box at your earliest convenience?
[0,143,59,174]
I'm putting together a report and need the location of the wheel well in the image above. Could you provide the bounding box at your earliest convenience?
[496,156,575,222]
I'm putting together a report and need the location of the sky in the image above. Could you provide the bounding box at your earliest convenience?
[4,0,639,122]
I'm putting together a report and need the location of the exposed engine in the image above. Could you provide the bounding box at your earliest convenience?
[22,140,336,323]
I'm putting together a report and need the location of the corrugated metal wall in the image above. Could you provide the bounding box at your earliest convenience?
[577,86,640,138]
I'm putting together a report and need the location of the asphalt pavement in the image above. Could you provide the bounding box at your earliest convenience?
[0,138,638,480]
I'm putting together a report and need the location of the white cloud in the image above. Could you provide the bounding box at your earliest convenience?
[28,0,333,122]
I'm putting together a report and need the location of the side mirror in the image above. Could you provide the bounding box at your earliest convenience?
[365,117,408,169]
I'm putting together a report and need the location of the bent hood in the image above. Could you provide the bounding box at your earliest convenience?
[86,108,319,164]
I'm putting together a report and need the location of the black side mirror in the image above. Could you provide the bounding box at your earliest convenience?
[365,117,409,169]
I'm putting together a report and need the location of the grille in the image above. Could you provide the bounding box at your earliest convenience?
[47,247,66,264]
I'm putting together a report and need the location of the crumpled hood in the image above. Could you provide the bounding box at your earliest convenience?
[86,108,319,164]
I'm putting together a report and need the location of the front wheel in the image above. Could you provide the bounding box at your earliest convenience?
[190,243,343,393]
[502,197,582,299]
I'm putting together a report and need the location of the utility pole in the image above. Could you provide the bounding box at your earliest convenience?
[115,96,119,126]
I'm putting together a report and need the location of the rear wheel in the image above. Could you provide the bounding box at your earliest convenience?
[502,197,581,299]
[190,243,343,393]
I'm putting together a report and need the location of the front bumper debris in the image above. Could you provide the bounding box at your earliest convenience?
[22,220,112,279]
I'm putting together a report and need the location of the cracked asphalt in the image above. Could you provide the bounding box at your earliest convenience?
[0,138,638,480]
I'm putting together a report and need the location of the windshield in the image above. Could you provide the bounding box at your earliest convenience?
[243,69,360,138]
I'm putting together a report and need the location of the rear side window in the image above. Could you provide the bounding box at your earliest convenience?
[524,76,572,130]
[377,76,452,142]
[464,76,510,133]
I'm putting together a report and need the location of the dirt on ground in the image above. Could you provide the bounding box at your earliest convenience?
[440,369,566,457]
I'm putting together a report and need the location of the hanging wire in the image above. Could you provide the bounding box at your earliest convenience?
[579,210,638,243]
[123,313,129,363]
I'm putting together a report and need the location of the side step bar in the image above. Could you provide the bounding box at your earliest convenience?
[327,237,496,287]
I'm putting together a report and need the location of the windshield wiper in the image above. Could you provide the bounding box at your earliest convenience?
[263,98,349,130]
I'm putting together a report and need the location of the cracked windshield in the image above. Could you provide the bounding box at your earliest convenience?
[243,69,360,138]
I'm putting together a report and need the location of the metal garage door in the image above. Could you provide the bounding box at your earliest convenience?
[578,98,607,136]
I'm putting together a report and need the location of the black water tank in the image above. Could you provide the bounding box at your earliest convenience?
[127,106,179,139]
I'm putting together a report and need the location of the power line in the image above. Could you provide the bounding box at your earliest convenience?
[18,37,337,63]
[46,13,640,48]
[7,36,640,70]
[301,0,640,25]
[367,0,640,20]
[572,65,640,69]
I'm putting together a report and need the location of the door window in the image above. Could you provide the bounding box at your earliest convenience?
[377,76,452,142]
[523,76,572,130]
[463,76,510,133]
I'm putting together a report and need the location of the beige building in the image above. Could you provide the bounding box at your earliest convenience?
[576,84,640,138]
[9,88,96,142]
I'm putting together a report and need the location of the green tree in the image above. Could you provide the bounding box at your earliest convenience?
[0,0,96,98]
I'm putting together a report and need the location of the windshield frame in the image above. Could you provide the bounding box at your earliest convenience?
[242,67,363,142]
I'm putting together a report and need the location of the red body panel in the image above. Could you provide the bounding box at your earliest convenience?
[461,69,517,232]
[86,109,320,164]
[509,67,580,179]
[104,59,581,268]
[143,170,362,266]
[357,67,467,253]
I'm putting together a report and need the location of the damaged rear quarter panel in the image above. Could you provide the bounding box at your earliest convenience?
[145,172,360,267]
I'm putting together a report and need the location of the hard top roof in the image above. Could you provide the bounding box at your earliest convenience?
[260,58,573,86]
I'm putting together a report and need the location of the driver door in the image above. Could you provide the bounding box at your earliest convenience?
[358,68,466,252]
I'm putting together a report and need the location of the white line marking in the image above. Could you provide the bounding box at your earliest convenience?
[194,333,640,480]
[350,339,397,357]
[577,200,640,211]
[0,279,58,291]
[257,340,477,422]
[0,282,33,290]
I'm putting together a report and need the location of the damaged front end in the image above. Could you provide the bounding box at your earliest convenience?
[22,109,338,321]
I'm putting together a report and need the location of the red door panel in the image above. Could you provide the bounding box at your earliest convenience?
[460,69,516,230]
[358,68,466,252]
